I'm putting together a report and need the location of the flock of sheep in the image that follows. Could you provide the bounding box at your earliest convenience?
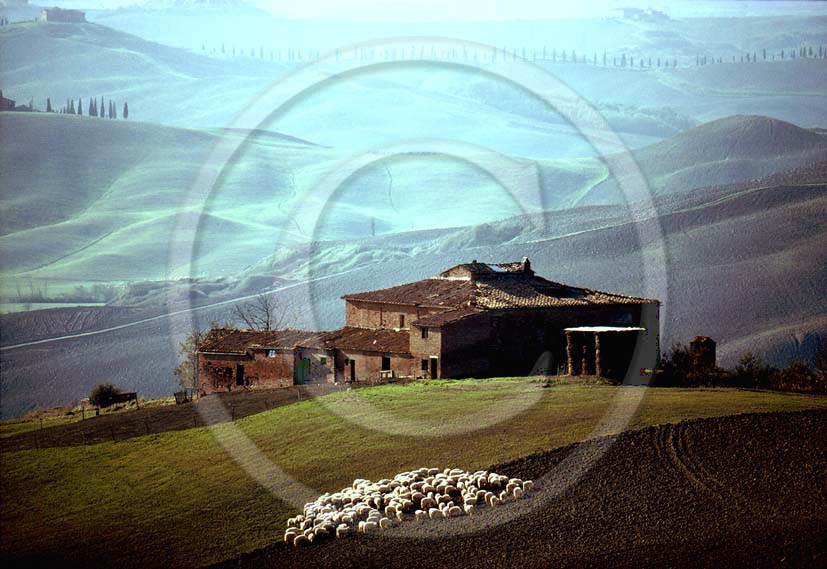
[284,467,534,546]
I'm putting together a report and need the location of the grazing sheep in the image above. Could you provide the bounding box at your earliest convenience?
[420,497,436,509]
[284,467,533,546]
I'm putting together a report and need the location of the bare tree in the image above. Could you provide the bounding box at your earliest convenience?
[233,293,293,330]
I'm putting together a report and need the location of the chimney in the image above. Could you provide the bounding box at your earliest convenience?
[521,257,532,274]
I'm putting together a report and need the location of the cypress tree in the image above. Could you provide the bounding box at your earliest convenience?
[69,99,75,114]
[46,97,52,112]
[78,98,82,115]
[123,101,128,119]
[112,101,117,119]
[88,98,94,116]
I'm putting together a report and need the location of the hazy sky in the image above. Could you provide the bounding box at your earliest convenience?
[41,0,827,21]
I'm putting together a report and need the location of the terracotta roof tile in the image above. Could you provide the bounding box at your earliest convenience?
[343,278,476,308]
[316,327,410,354]
[411,307,484,327]
[199,329,324,354]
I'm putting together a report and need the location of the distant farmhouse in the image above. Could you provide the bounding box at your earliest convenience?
[0,93,15,112]
[39,7,86,23]
[197,258,660,395]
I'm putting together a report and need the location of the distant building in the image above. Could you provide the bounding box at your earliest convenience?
[39,7,86,23]
[197,258,661,395]
[0,94,15,112]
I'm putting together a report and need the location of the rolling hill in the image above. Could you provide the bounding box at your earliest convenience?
[0,19,281,128]
[1,159,825,417]
[579,114,827,204]
[3,112,821,304]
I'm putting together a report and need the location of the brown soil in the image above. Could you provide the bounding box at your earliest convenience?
[0,385,349,452]
[213,410,827,569]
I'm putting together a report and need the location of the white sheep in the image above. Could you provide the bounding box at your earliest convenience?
[415,509,427,522]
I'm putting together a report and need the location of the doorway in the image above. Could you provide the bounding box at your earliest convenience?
[235,364,245,386]
[350,359,356,383]
[430,357,438,379]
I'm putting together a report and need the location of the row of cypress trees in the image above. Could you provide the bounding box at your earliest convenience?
[46,96,128,119]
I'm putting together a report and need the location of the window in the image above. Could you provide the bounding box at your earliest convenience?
[399,314,405,328]
[381,356,391,371]
[421,327,429,339]
[320,356,327,365]
[421,359,428,371]
[267,350,276,358]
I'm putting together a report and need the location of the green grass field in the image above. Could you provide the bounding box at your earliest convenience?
[2,379,826,568]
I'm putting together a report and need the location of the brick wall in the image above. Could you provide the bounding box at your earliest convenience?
[410,325,442,378]
[345,300,448,329]
[294,348,336,385]
[336,350,417,382]
[198,347,337,395]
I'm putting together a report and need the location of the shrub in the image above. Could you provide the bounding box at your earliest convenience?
[772,360,823,393]
[732,352,775,389]
[89,383,122,407]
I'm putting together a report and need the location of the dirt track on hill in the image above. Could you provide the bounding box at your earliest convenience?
[0,385,348,452]
[214,410,827,569]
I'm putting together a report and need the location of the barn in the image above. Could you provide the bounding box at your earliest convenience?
[196,258,660,395]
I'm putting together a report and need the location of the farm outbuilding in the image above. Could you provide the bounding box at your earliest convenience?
[197,258,660,395]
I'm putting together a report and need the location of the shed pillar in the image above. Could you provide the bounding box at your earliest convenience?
[594,332,602,378]
[566,332,574,375]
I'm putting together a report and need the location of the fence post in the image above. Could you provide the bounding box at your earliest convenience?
[231,407,235,421]
[144,420,150,435]
[110,427,116,442]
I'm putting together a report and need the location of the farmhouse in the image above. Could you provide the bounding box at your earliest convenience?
[197,258,660,395]
[38,7,86,23]
[0,94,15,112]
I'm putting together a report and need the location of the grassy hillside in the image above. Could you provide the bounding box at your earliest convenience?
[2,380,826,568]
